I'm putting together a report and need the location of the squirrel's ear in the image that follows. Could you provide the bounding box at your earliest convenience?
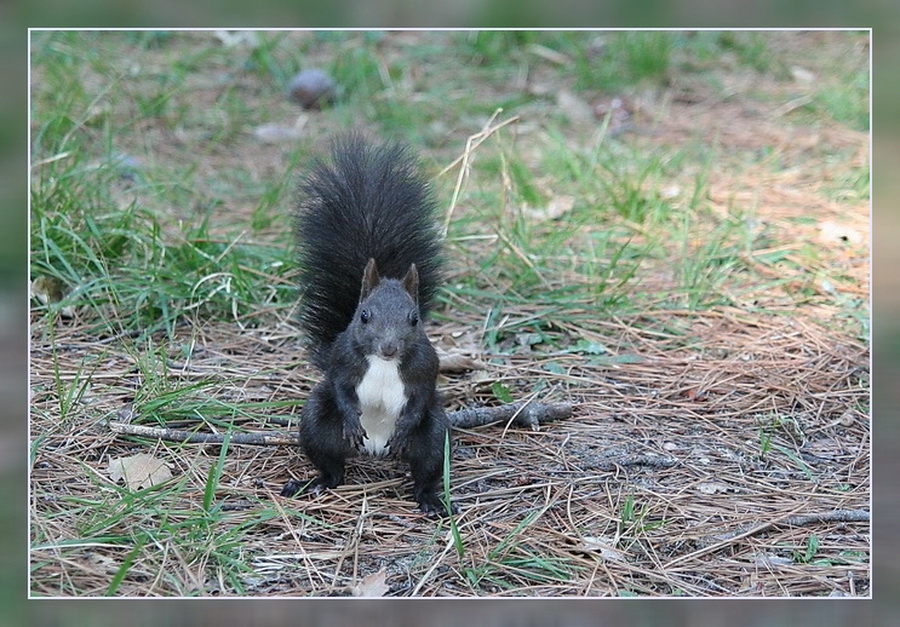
[360,258,380,301]
[402,263,419,305]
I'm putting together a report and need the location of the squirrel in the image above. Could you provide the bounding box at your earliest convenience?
[280,134,453,515]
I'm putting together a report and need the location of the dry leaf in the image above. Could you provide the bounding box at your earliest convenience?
[790,66,816,83]
[817,220,864,246]
[592,95,633,129]
[352,569,390,597]
[88,552,119,574]
[254,121,307,144]
[31,276,75,318]
[522,195,575,222]
[108,453,173,490]
[557,89,594,126]
[469,370,495,384]
[580,536,626,562]
[438,352,486,373]
[698,482,730,495]
[755,552,793,567]
[526,43,571,65]
[680,387,709,402]
[839,409,856,427]
[213,31,259,47]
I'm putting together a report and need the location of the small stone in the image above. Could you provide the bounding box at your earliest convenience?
[288,68,337,110]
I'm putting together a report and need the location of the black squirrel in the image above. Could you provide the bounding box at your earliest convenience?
[280,134,452,515]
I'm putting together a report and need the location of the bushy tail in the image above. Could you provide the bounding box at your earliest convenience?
[295,133,443,366]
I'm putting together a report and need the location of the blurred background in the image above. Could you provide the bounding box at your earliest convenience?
[10,1,895,625]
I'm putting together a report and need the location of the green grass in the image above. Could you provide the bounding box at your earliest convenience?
[30,28,868,341]
[716,31,781,74]
[809,71,870,131]
[618,493,666,535]
[31,149,297,336]
[460,510,582,592]
[31,32,303,336]
[30,331,312,597]
[444,123,760,336]
[31,465,305,596]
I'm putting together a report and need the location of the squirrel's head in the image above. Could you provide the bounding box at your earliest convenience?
[353,259,423,360]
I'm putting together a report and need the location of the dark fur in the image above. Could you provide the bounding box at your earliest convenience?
[284,134,451,514]
[294,134,443,369]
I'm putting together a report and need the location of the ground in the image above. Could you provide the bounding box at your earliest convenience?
[29,30,869,597]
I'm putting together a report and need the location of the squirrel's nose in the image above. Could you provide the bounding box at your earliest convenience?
[379,344,399,359]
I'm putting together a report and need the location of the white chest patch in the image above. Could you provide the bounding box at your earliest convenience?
[355,355,408,456]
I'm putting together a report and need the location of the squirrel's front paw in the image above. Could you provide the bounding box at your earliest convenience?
[343,420,366,449]
[386,429,410,457]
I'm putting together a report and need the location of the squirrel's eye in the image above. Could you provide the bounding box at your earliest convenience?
[360,309,371,323]
[409,311,419,326]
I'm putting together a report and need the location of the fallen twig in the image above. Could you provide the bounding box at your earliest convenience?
[706,508,871,544]
[448,401,573,429]
[591,453,677,471]
[780,509,870,527]
[108,421,298,446]
[665,508,870,569]
[108,400,574,446]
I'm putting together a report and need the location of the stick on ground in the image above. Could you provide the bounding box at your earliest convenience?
[107,400,574,446]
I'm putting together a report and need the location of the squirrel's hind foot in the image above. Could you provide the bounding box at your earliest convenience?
[280,470,342,498]
[416,491,458,517]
